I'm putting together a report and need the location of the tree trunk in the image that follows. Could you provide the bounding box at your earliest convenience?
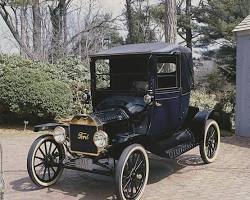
[164,0,177,43]
[125,0,135,43]
[20,6,25,56]
[24,8,30,50]
[49,0,66,62]
[185,0,192,50]
[32,0,42,60]
[63,6,67,46]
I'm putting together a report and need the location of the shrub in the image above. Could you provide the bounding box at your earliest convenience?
[190,89,218,110]
[206,71,226,91]
[0,57,73,123]
[56,57,92,114]
[190,88,235,131]
[0,54,95,123]
[56,57,90,82]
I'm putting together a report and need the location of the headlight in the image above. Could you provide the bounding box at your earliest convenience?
[53,126,66,143]
[93,130,108,148]
[144,94,153,105]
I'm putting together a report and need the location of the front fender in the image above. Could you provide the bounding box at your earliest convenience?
[190,109,220,142]
[33,123,69,133]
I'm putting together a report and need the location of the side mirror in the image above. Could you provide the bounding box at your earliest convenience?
[82,89,91,104]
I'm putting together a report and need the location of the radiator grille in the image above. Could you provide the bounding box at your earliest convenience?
[69,124,98,155]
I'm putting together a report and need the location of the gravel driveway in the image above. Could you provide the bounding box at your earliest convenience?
[0,128,250,200]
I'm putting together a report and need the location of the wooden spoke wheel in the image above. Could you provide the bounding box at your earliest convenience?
[116,144,149,200]
[200,120,220,164]
[27,135,65,187]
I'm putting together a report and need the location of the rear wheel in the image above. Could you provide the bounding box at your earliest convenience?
[27,134,65,187]
[200,120,220,164]
[116,144,149,200]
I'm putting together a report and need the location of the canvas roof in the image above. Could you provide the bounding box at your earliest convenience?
[91,42,191,57]
[233,15,250,32]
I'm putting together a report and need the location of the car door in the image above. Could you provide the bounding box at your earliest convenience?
[148,54,182,136]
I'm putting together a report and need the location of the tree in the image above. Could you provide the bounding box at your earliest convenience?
[150,0,200,48]
[20,1,29,56]
[32,0,42,59]
[0,0,33,58]
[48,0,70,62]
[65,0,122,60]
[0,0,46,60]
[0,0,121,62]
[125,0,135,43]
[164,0,177,43]
[124,0,156,44]
[195,0,250,83]
[185,0,192,49]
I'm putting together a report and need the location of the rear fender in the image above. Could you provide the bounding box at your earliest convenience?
[190,110,220,142]
[33,123,69,134]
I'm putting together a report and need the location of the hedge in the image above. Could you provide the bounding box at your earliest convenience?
[0,54,90,123]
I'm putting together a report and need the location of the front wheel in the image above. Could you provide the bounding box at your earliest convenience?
[116,144,149,200]
[27,134,65,187]
[200,119,220,164]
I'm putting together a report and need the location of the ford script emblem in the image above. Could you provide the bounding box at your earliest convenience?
[78,132,89,141]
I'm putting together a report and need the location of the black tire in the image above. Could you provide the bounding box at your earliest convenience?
[200,120,220,164]
[27,134,65,187]
[115,144,149,200]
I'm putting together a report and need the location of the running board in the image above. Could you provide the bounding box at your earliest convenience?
[162,142,198,159]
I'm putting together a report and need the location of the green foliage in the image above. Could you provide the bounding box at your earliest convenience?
[203,69,236,114]
[0,54,67,81]
[196,0,249,44]
[0,65,72,121]
[206,70,227,91]
[150,0,249,83]
[56,57,90,82]
[206,71,235,110]
[95,59,110,90]
[190,89,218,110]
[191,86,235,114]
[125,0,157,43]
[190,88,235,131]
[0,54,92,123]
[150,4,164,24]
[216,45,236,83]
[108,29,124,47]
[214,89,236,114]
[195,0,250,83]
[55,57,92,114]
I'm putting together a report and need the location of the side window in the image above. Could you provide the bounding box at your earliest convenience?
[95,59,110,90]
[156,56,178,89]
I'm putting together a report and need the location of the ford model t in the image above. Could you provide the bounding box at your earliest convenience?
[27,43,220,200]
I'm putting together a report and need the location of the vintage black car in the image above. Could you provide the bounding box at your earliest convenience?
[27,43,220,200]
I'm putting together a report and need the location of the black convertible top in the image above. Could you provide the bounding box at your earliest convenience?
[91,42,191,57]
[91,42,193,93]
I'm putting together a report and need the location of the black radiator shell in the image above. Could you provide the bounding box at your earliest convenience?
[69,124,98,155]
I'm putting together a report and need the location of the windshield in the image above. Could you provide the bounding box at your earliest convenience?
[94,56,149,93]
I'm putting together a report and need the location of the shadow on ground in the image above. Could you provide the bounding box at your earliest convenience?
[9,154,203,200]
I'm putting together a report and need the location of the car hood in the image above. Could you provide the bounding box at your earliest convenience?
[97,95,146,116]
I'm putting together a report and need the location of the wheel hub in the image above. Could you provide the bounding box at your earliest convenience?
[44,154,54,167]
[136,174,142,180]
